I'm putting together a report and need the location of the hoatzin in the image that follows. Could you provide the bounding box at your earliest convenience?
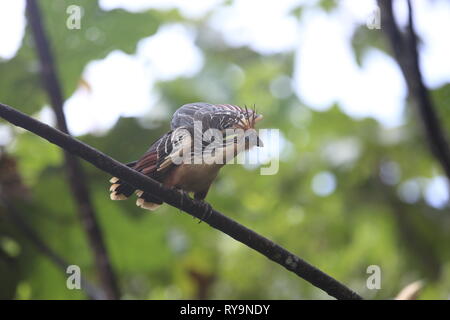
[109,102,263,211]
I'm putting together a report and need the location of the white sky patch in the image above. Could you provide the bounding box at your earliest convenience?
[99,0,224,19]
[392,0,409,29]
[341,50,406,126]
[36,106,56,127]
[340,0,377,24]
[208,0,303,54]
[0,0,26,60]
[64,50,156,136]
[64,24,203,136]
[413,0,450,89]
[424,176,449,209]
[293,7,407,127]
[0,125,13,146]
[292,1,450,128]
[391,0,450,88]
[136,24,204,81]
[293,9,355,111]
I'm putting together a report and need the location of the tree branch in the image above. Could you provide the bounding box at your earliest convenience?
[0,197,104,300]
[0,102,363,300]
[25,0,120,299]
[378,0,450,181]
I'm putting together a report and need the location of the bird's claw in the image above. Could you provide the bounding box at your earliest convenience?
[177,189,191,210]
[176,189,212,223]
[193,199,213,224]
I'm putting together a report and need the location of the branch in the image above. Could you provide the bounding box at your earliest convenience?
[0,102,363,300]
[0,197,104,300]
[378,0,450,181]
[26,0,120,299]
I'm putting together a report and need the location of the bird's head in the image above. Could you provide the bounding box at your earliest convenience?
[229,106,264,149]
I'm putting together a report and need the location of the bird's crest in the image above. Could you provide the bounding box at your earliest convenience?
[234,104,263,130]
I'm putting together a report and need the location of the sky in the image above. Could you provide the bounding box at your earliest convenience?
[0,0,449,208]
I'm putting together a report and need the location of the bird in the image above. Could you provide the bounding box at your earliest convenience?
[109,102,263,211]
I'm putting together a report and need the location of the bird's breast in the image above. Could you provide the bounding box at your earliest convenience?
[164,163,222,193]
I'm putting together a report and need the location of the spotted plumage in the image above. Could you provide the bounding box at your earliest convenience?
[109,102,263,210]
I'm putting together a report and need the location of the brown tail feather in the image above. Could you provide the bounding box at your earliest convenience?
[135,190,162,210]
[109,177,136,200]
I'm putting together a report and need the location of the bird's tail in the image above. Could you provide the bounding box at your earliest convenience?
[109,177,163,211]
[109,161,163,211]
[135,190,162,211]
[109,177,135,200]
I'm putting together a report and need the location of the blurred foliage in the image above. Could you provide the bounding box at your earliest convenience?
[0,0,450,300]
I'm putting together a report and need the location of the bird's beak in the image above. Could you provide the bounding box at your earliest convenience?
[254,114,263,124]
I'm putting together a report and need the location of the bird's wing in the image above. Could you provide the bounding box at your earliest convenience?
[133,127,192,179]
[170,102,213,129]
[171,102,254,131]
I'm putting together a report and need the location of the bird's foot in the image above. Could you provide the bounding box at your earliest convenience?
[175,189,212,223]
[193,199,213,224]
[176,189,191,210]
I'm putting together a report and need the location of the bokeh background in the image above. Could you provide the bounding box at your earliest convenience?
[1,0,450,299]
